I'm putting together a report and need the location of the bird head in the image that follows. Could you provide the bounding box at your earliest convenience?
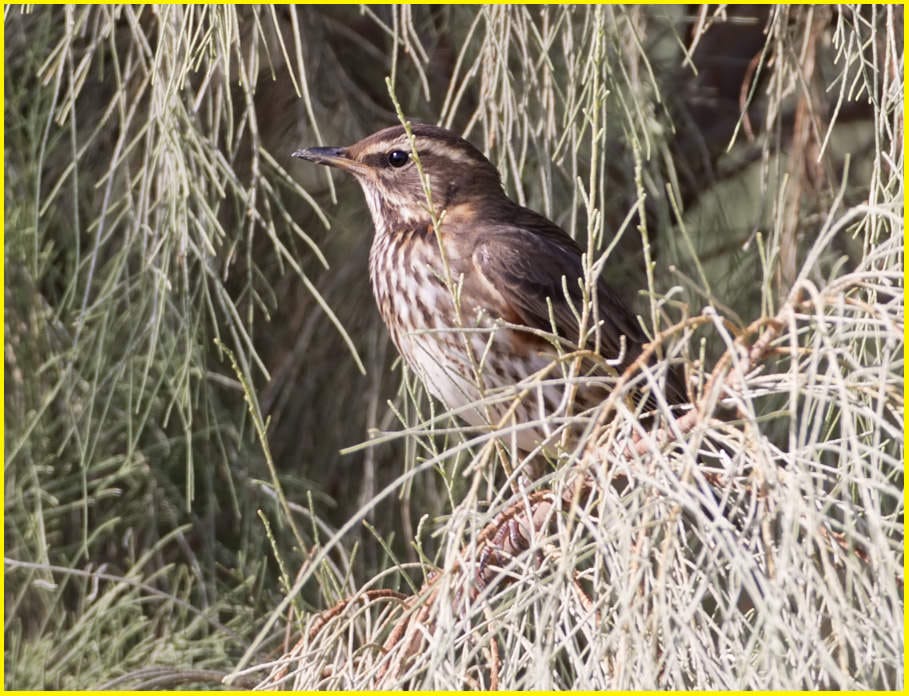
[292,124,505,230]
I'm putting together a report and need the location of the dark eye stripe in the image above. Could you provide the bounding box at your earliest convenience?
[362,153,388,168]
[362,147,469,170]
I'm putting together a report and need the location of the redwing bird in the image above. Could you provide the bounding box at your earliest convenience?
[293,124,686,455]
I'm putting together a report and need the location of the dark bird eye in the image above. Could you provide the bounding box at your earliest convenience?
[387,150,409,168]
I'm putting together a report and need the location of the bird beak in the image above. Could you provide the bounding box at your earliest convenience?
[291,146,369,176]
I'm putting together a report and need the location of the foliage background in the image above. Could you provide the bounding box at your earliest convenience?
[4,4,903,689]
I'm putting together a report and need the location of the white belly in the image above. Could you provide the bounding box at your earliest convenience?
[403,323,562,451]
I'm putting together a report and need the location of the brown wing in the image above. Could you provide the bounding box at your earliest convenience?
[472,205,688,406]
[472,206,647,369]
